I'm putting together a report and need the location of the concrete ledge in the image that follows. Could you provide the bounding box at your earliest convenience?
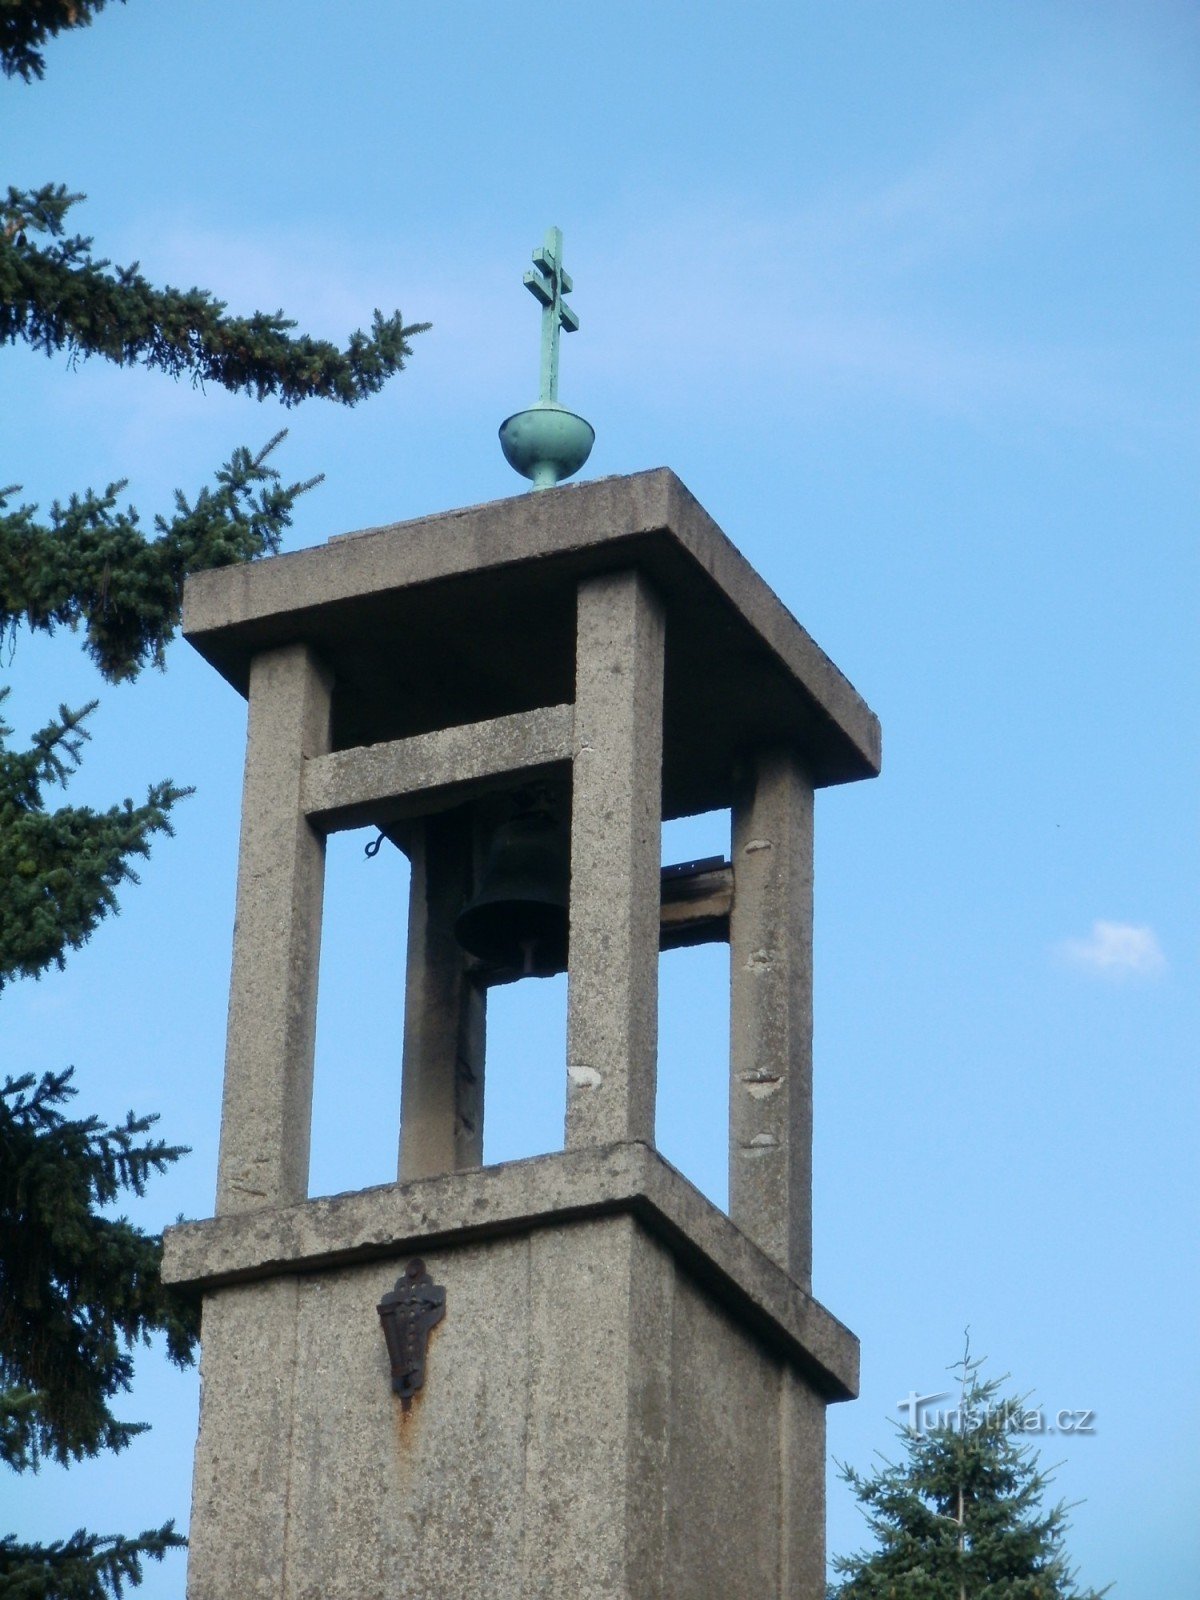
[163,1141,858,1401]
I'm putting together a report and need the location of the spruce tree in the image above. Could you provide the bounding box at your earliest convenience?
[0,1071,198,1599]
[830,1347,1108,1600]
[1,4,427,1593]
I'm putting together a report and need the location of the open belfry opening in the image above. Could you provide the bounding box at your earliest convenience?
[163,233,880,1600]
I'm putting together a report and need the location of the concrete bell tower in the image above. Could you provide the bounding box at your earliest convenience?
[162,467,880,1599]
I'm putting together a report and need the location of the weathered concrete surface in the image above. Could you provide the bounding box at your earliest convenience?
[183,469,880,813]
[520,1219,637,1595]
[281,1237,532,1599]
[729,749,814,1288]
[398,809,485,1180]
[163,1141,857,1401]
[665,1265,784,1594]
[216,644,331,1216]
[566,572,665,1148]
[781,1368,828,1597]
[301,703,574,833]
[183,1211,836,1600]
[184,1278,300,1598]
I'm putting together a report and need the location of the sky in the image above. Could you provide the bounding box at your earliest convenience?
[3,1,1198,1592]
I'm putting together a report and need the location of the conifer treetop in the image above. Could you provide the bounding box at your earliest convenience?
[831,1347,1108,1600]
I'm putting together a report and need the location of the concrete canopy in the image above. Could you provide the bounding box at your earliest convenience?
[183,468,880,821]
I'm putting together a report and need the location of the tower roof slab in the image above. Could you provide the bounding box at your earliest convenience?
[183,468,881,815]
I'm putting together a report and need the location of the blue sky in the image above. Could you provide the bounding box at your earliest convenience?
[3,2,1197,1593]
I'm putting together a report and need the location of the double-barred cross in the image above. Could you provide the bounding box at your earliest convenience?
[523,225,579,405]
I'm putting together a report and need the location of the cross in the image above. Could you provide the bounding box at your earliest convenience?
[523,225,579,405]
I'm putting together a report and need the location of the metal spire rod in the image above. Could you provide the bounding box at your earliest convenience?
[523,225,579,405]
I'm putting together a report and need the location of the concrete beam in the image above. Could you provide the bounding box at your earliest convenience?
[566,571,665,1148]
[301,704,574,832]
[216,644,332,1215]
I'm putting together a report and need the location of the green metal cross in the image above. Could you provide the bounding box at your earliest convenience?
[523,225,579,404]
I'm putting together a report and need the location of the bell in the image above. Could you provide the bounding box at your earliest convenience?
[454,798,570,976]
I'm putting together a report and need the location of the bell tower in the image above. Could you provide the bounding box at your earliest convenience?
[162,467,879,1599]
[162,234,881,1600]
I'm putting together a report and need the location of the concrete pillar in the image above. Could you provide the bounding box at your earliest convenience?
[729,749,814,1288]
[781,1370,827,1598]
[565,570,665,1148]
[398,809,486,1180]
[216,643,332,1216]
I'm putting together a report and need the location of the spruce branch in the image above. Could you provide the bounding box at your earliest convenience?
[0,1522,183,1600]
[1,185,429,404]
[0,430,315,681]
[0,694,189,986]
[0,1069,198,1472]
[0,0,122,84]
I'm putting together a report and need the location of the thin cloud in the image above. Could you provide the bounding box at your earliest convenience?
[101,55,1191,459]
[1058,920,1166,978]
[144,220,518,376]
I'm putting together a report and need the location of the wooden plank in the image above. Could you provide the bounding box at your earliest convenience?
[659,861,733,951]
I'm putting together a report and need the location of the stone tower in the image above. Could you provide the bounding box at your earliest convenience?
[162,468,880,1599]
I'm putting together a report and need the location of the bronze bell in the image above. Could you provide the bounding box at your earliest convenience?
[454,795,570,976]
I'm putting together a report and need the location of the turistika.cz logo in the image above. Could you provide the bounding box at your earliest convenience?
[896,1390,1097,1438]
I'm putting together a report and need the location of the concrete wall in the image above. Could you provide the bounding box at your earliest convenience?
[185,1211,826,1600]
